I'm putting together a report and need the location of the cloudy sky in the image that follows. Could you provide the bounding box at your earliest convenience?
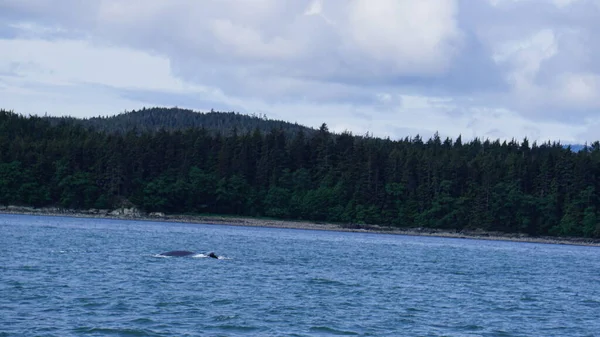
[1,0,599,143]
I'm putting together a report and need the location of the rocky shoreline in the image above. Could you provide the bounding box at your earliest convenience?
[2,205,600,247]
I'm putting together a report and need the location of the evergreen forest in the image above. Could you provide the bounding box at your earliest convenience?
[1,108,600,238]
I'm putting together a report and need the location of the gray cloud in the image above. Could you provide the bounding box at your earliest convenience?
[0,0,98,30]
[461,0,600,121]
[0,22,21,39]
[1,0,600,141]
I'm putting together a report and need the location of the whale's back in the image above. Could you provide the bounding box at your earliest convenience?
[159,250,195,257]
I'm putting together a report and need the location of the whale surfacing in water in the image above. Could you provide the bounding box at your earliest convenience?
[158,250,221,258]
[158,250,196,257]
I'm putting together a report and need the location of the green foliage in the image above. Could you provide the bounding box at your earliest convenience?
[264,186,291,218]
[2,108,600,238]
[58,171,99,209]
[0,161,25,205]
[187,167,218,212]
[216,175,250,214]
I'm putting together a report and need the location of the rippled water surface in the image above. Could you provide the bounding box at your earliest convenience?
[1,214,600,336]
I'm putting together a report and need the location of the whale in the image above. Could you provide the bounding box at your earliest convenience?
[158,250,219,258]
[158,250,196,257]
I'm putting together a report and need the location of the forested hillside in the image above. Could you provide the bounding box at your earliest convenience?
[45,107,314,136]
[1,109,600,237]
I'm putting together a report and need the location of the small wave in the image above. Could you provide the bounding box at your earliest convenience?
[152,254,170,258]
[129,318,155,325]
[16,265,41,272]
[72,327,162,336]
[309,326,359,335]
[192,253,232,260]
[581,299,600,308]
[7,280,24,289]
[459,324,484,331]
[40,225,57,229]
[212,324,260,333]
[211,299,235,305]
[308,277,357,287]
[213,314,239,321]
[520,295,537,302]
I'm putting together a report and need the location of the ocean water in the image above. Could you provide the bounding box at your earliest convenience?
[1,214,599,336]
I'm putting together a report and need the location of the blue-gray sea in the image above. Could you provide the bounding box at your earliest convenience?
[1,214,599,336]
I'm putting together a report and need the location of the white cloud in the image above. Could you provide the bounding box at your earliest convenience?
[0,37,225,117]
[304,0,334,25]
[0,38,207,93]
[344,0,461,76]
[305,0,323,17]
[488,0,582,7]
[494,29,558,109]
[209,19,301,60]
[489,26,600,117]
[557,72,600,106]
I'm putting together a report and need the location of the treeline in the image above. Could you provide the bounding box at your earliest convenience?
[1,109,600,238]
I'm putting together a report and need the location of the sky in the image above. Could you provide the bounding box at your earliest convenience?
[1,0,599,144]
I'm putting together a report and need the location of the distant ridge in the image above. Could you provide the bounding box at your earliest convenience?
[44,107,316,136]
[563,144,586,152]
[41,108,598,148]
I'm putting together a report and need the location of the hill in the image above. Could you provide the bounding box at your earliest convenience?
[564,144,586,152]
[44,107,315,136]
